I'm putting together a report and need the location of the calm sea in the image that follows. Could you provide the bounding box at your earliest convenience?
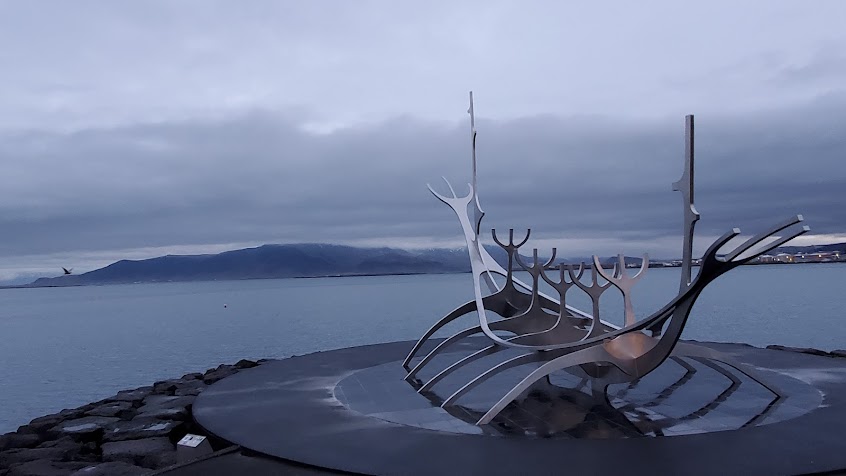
[1,264,843,433]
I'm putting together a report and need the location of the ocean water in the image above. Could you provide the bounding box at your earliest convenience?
[0,264,843,433]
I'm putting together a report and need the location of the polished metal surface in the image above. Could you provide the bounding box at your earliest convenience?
[594,254,648,326]
[402,93,607,372]
[674,115,700,293]
[405,98,808,426]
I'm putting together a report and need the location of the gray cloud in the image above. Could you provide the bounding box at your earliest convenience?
[1,1,846,281]
[0,94,845,281]
[2,1,846,131]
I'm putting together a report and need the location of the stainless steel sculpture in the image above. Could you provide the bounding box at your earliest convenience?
[404,93,809,426]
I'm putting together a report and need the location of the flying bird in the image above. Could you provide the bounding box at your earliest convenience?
[62,267,73,275]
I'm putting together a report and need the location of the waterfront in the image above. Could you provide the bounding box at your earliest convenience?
[1,263,843,433]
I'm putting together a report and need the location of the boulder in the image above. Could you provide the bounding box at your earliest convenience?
[0,445,77,467]
[49,416,120,441]
[0,434,40,451]
[135,396,192,420]
[102,419,184,443]
[33,437,97,464]
[830,349,846,358]
[58,406,94,420]
[20,415,64,435]
[36,437,77,449]
[106,387,152,404]
[139,396,193,409]
[85,402,134,419]
[202,365,237,384]
[173,380,206,397]
[151,380,183,396]
[766,345,829,356]
[180,372,203,381]
[101,438,175,469]
[7,460,88,476]
[71,462,151,475]
[233,359,258,370]
[133,407,187,421]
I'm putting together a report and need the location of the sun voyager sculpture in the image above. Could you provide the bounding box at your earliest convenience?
[403,93,809,426]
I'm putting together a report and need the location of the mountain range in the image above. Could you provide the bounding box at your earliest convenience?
[22,241,846,288]
[27,244,482,287]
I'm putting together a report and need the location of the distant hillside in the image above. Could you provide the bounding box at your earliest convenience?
[29,244,479,287]
[24,241,845,288]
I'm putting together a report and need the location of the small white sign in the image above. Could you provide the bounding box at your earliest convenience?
[178,434,207,448]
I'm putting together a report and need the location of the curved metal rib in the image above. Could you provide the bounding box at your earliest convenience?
[441,351,548,407]
[402,300,477,370]
[594,254,649,326]
[541,262,584,315]
[417,312,570,391]
[672,341,783,399]
[419,343,502,393]
[568,261,616,339]
[406,291,571,380]
[405,326,486,383]
[476,346,612,424]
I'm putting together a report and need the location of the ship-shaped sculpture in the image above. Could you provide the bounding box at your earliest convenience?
[404,93,808,425]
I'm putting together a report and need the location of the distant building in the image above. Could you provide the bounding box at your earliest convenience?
[775,253,794,263]
[758,254,775,263]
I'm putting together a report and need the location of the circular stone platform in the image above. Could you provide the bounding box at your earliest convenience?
[193,339,846,475]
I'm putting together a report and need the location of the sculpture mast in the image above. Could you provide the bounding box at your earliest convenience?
[469,91,477,196]
[468,91,484,236]
[673,115,700,292]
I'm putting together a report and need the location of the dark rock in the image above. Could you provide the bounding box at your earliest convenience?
[180,372,203,381]
[800,347,829,356]
[101,438,175,469]
[830,349,846,358]
[234,359,257,369]
[50,416,120,441]
[173,380,206,397]
[21,415,64,435]
[151,380,184,396]
[136,395,194,419]
[58,406,94,420]
[766,345,829,356]
[256,358,274,364]
[84,402,134,419]
[38,437,96,463]
[0,433,40,451]
[80,442,97,454]
[71,462,151,475]
[139,395,192,409]
[36,437,77,449]
[7,460,88,476]
[18,406,95,434]
[0,445,77,467]
[106,387,152,404]
[102,419,184,443]
[202,365,237,384]
[134,407,187,421]
[13,425,35,436]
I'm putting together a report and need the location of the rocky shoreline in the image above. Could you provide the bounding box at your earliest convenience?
[3,343,846,476]
[0,358,268,476]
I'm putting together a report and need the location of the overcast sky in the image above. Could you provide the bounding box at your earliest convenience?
[1,1,845,283]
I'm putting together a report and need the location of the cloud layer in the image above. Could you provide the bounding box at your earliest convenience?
[1,95,844,281]
[1,1,845,281]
